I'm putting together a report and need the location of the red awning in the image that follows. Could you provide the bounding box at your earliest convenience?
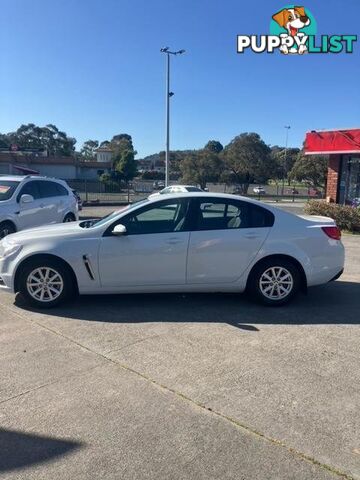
[305,129,360,155]
[13,165,40,175]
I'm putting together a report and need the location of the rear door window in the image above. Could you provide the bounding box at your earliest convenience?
[195,198,249,230]
[37,181,62,198]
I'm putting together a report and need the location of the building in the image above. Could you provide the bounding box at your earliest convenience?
[94,146,113,163]
[305,128,360,204]
[0,152,111,180]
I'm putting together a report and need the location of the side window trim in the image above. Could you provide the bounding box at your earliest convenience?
[103,198,191,236]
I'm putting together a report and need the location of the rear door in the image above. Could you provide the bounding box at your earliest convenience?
[186,198,273,284]
[37,181,63,224]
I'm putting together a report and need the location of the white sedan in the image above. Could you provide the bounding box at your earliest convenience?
[148,185,203,199]
[0,193,344,308]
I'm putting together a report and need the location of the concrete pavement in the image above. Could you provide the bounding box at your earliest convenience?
[0,236,359,479]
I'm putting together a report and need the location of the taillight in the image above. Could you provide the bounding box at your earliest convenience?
[322,226,341,240]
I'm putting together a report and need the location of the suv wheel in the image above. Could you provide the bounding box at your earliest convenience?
[63,213,76,222]
[0,221,16,239]
[18,258,74,308]
[248,258,300,306]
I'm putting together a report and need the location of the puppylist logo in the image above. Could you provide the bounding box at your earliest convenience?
[237,5,357,55]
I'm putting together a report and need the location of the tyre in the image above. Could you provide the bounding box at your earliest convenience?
[63,213,76,222]
[0,221,16,239]
[248,258,301,306]
[18,257,74,308]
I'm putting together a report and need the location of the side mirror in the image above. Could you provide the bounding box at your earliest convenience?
[20,194,34,204]
[112,224,127,236]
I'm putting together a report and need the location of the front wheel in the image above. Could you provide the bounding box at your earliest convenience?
[63,213,76,222]
[248,259,301,306]
[0,221,16,239]
[18,258,74,308]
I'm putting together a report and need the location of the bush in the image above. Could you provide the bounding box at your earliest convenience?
[304,200,360,232]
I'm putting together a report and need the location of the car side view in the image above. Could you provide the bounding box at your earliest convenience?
[0,175,79,238]
[0,193,344,308]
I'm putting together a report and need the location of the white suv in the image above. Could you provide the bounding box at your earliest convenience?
[0,175,78,238]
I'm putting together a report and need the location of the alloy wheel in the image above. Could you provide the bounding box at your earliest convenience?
[259,266,294,300]
[26,267,64,303]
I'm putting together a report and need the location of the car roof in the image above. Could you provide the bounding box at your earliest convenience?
[147,191,271,206]
[167,185,199,189]
[0,175,66,183]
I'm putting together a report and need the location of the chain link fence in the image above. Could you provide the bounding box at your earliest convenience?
[66,179,324,205]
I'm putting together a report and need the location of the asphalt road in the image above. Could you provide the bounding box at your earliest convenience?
[0,235,359,479]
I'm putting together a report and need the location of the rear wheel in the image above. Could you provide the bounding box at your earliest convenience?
[0,221,16,239]
[18,258,74,308]
[63,213,76,222]
[248,258,301,306]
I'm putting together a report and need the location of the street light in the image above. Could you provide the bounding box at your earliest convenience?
[160,47,185,186]
[282,125,291,195]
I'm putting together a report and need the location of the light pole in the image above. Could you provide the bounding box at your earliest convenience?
[160,47,185,187]
[282,125,291,195]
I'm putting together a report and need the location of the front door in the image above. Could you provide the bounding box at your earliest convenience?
[186,198,272,284]
[16,181,45,230]
[98,198,191,288]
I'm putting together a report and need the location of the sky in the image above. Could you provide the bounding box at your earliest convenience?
[0,0,359,158]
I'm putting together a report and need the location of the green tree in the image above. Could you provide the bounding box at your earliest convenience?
[114,149,138,182]
[0,123,76,156]
[180,149,223,189]
[80,140,99,159]
[289,153,328,189]
[110,134,136,157]
[222,133,272,194]
[204,140,223,154]
[270,146,300,184]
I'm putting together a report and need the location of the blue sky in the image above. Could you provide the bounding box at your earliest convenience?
[0,0,359,158]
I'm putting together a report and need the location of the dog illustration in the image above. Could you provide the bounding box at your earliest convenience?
[272,6,311,54]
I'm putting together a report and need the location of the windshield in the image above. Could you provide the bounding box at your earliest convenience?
[0,181,20,201]
[80,198,149,228]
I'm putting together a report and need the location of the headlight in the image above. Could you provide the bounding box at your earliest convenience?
[0,239,22,259]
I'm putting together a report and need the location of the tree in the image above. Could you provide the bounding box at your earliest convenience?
[180,149,223,189]
[110,134,136,157]
[222,133,272,194]
[270,146,300,183]
[289,153,328,189]
[80,140,99,159]
[204,140,223,154]
[0,123,76,156]
[114,149,138,182]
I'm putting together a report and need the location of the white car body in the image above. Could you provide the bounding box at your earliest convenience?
[0,175,78,237]
[0,193,344,306]
[148,185,203,199]
[253,186,266,194]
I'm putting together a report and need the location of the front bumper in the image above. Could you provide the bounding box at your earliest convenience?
[0,273,14,293]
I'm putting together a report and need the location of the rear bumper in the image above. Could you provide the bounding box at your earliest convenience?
[329,268,344,282]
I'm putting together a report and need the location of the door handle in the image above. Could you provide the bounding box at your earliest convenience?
[167,238,183,245]
[244,233,260,239]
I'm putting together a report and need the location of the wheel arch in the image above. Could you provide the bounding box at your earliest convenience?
[14,253,79,294]
[246,254,307,293]
[63,211,76,221]
[0,219,17,232]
